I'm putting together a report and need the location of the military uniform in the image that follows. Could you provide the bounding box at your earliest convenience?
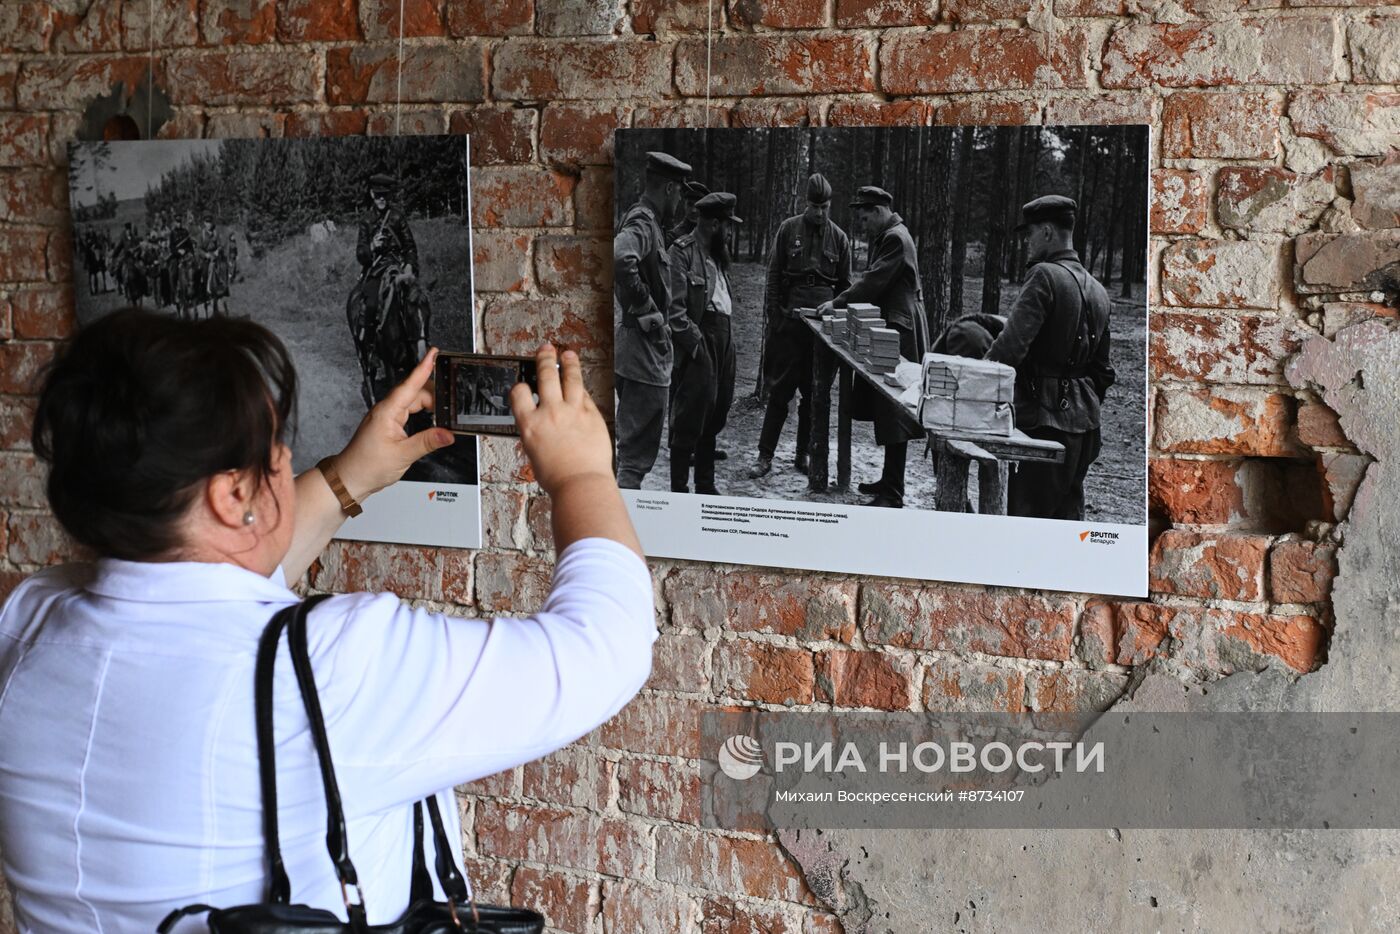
[613,151,692,489]
[356,175,419,335]
[666,193,741,495]
[833,188,926,507]
[986,196,1114,521]
[755,174,852,475]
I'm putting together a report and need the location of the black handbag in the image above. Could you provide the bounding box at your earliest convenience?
[158,596,545,934]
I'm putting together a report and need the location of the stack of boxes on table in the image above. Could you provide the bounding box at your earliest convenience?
[808,302,1018,438]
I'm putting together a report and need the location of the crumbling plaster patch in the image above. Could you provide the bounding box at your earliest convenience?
[781,320,1400,932]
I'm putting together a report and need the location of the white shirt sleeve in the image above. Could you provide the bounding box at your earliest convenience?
[303,538,656,813]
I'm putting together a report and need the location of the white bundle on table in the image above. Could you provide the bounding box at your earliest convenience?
[917,352,1016,436]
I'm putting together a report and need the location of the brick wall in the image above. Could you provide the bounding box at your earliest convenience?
[2,0,1394,930]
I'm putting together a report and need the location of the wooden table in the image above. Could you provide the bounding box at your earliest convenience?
[803,316,1064,515]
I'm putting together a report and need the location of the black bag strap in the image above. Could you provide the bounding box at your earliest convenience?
[254,596,331,904]
[409,802,432,903]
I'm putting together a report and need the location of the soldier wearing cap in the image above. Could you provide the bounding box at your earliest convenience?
[985,194,1115,520]
[668,180,710,246]
[614,151,691,489]
[666,191,742,494]
[817,185,927,508]
[355,172,419,332]
[750,173,853,480]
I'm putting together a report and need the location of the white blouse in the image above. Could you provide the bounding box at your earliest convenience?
[0,538,656,932]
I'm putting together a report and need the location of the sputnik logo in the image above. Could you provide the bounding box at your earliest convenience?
[428,491,436,501]
[1079,531,1091,541]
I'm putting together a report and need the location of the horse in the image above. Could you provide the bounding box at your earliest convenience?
[174,253,204,320]
[347,262,431,410]
[120,249,148,306]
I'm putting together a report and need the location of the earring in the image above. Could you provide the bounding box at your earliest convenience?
[242,508,255,526]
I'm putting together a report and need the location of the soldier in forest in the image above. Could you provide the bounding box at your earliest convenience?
[613,151,691,489]
[667,180,709,246]
[666,192,742,495]
[817,186,927,508]
[355,173,419,336]
[984,195,1114,521]
[751,172,852,480]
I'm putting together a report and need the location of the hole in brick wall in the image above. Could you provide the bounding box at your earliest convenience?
[103,114,141,141]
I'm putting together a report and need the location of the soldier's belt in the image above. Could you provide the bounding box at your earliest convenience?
[785,272,836,287]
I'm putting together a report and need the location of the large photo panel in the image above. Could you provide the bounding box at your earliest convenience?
[68,135,480,548]
[613,125,1148,596]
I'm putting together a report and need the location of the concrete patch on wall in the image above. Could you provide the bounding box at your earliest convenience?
[781,320,1400,932]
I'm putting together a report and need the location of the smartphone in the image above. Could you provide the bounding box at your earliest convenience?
[434,352,539,437]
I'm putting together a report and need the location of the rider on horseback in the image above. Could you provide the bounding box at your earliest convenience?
[356,173,419,336]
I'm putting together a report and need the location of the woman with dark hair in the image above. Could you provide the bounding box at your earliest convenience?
[0,309,653,931]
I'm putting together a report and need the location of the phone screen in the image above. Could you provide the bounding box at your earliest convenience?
[434,353,538,436]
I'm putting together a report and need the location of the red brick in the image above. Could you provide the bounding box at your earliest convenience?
[0,341,54,395]
[1269,540,1337,604]
[16,57,154,111]
[714,640,814,705]
[540,102,628,166]
[1028,670,1128,713]
[1102,18,1337,89]
[805,912,845,934]
[476,801,650,876]
[632,0,711,33]
[45,230,70,285]
[1290,91,1400,157]
[1350,13,1400,84]
[933,97,1039,127]
[52,0,122,52]
[1296,400,1349,449]
[494,39,673,100]
[721,571,858,641]
[1216,166,1335,235]
[1044,93,1158,125]
[0,452,43,508]
[1148,529,1270,600]
[677,36,875,96]
[826,99,929,126]
[0,568,25,604]
[945,0,1032,19]
[511,867,593,934]
[835,0,936,25]
[731,0,828,28]
[0,117,46,170]
[538,0,624,34]
[458,854,513,904]
[7,511,83,566]
[472,166,575,228]
[359,0,444,39]
[657,828,811,904]
[480,293,610,355]
[473,550,552,613]
[445,0,533,36]
[365,108,451,136]
[1161,239,1282,310]
[1155,387,1299,458]
[731,98,810,127]
[447,107,535,165]
[522,746,611,809]
[633,102,729,128]
[1150,169,1207,235]
[0,60,18,110]
[0,396,37,450]
[534,235,610,296]
[0,170,65,226]
[1093,602,1325,674]
[473,231,531,293]
[167,51,319,106]
[601,881,695,934]
[574,166,613,231]
[1148,457,1327,531]
[272,111,361,139]
[860,585,1077,661]
[200,0,275,44]
[206,112,284,138]
[1161,91,1281,159]
[1055,0,1129,14]
[600,693,706,758]
[277,0,359,41]
[1150,311,1305,386]
[457,765,518,798]
[311,540,446,599]
[815,649,914,710]
[922,658,1026,713]
[880,28,1087,95]
[616,757,703,824]
[1295,230,1400,295]
[700,895,799,934]
[326,45,485,105]
[10,288,74,339]
[0,2,55,52]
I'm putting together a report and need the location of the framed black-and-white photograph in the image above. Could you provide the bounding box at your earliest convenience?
[613,126,1149,596]
[68,135,480,548]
